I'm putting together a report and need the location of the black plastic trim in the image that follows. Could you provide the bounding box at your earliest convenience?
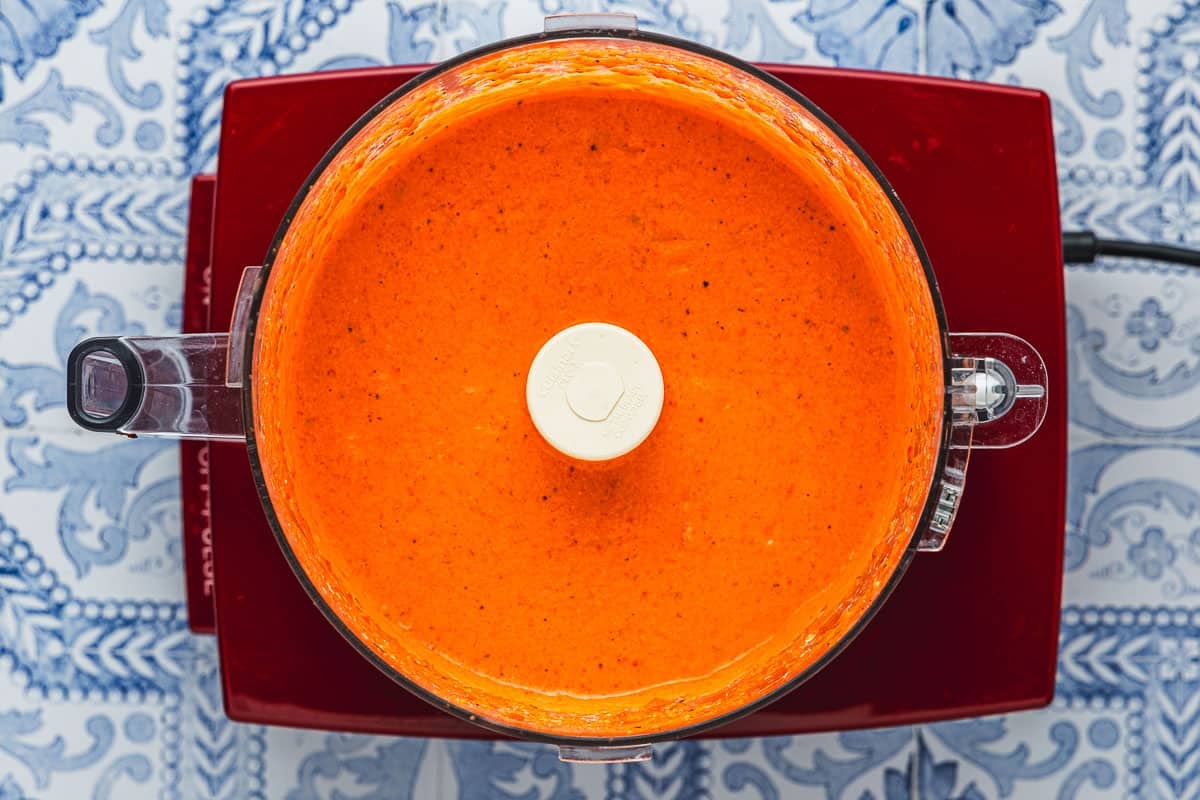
[66,337,145,433]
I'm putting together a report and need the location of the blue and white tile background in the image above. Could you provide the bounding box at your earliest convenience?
[1,0,1198,796]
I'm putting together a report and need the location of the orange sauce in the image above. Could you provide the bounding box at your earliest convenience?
[254,39,944,737]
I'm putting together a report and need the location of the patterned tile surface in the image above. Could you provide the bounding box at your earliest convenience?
[0,0,1193,796]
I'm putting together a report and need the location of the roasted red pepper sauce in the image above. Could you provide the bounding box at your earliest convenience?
[254,40,943,737]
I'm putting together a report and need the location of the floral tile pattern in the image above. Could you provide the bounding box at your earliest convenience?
[0,0,1195,796]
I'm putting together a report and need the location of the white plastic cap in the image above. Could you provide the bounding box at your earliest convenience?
[526,322,664,461]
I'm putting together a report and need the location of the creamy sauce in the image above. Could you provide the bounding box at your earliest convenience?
[254,39,943,738]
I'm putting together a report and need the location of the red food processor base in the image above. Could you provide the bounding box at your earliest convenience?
[179,64,1067,738]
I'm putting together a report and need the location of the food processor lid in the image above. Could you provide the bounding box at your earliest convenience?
[247,21,957,746]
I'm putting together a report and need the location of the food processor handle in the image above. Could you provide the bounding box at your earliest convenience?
[64,267,260,440]
[66,333,245,439]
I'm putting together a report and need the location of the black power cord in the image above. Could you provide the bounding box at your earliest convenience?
[1063,231,1200,267]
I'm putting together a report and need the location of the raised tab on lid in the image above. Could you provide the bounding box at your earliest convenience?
[526,322,664,461]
